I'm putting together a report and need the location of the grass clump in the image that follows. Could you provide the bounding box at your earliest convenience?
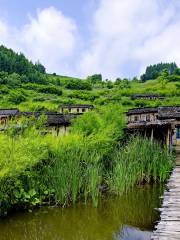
[109,137,175,194]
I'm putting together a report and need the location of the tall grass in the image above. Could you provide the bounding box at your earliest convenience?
[45,134,102,206]
[109,136,175,194]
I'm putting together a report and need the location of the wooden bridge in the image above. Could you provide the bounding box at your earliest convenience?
[151,148,180,240]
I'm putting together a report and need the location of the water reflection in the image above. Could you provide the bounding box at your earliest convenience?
[0,185,163,240]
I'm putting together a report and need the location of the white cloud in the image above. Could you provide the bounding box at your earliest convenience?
[0,2,180,79]
[0,7,79,76]
[79,0,180,79]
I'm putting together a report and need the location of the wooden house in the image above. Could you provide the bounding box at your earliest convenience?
[0,108,20,129]
[60,104,94,114]
[22,112,77,136]
[127,106,180,149]
[46,113,77,136]
[0,108,80,136]
[158,107,180,147]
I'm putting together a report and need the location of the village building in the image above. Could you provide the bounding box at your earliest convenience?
[131,94,165,100]
[0,108,20,130]
[0,108,78,136]
[46,113,77,136]
[127,106,180,149]
[22,112,77,136]
[60,104,94,114]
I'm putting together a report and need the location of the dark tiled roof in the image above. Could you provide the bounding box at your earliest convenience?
[61,104,94,109]
[22,112,41,117]
[127,107,158,116]
[47,114,77,126]
[158,106,180,119]
[128,119,175,129]
[0,108,20,116]
[22,112,78,126]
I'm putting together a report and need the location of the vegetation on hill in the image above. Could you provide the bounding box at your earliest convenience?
[0,45,179,112]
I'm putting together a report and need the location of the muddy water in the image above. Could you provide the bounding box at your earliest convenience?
[0,185,164,240]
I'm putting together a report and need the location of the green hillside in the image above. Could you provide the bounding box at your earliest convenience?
[0,46,179,112]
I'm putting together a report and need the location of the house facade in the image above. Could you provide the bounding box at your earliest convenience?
[127,106,180,148]
[0,109,20,130]
[60,104,94,114]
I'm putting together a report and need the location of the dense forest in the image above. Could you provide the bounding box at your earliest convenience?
[140,62,178,81]
[0,45,178,217]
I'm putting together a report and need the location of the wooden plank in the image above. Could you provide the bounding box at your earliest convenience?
[151,154,180,240]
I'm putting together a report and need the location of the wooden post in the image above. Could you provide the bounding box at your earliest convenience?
[166,127,170,149]
[151,128,154,143]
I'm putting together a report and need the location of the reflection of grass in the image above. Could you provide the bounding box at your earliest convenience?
[0,185,163,240]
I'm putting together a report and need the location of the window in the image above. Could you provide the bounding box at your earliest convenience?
[69,108,71,113]
[134,116,139,121]
[146,114,150,121]
[177,127,180,139]
[77,108,79,113]
[82,108,86,113]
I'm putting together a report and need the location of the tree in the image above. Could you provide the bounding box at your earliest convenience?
[158,69,169,89]
[0,45,46,76]
[141,62,178,81]
[87,74,102,84]
[35,61,46,74]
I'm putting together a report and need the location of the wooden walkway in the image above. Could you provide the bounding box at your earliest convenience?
[151,149,180,240]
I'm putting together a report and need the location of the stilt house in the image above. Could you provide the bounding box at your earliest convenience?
[127,106,180,149]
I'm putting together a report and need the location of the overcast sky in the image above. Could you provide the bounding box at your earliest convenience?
[0,0,180,79]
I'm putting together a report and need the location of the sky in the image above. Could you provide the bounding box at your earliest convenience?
[0,0,180,79]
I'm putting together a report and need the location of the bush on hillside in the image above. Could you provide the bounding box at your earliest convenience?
[8,90,26,104]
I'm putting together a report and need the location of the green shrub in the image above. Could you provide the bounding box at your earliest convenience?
[8,90,26,104]
[38,85,62,95]
[65,79,92,90]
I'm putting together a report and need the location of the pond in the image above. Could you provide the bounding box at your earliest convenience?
[0,185,164,240]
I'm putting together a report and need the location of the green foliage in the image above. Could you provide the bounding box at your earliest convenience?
[65,79,92,90]
[38,85,62,95]
[0,45,45,75]
[109,137,174,193]
[8,90,26,104]
[87,74,102,84]
[141,62,177,81]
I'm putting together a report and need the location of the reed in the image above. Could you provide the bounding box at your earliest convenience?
[109,136,175,194]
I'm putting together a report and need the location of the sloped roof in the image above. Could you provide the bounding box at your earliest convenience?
[0,108,20,116]
[127,107,158,116]
[158,106,180,119]
[128,119,175,129]
[47,113,77,126]
[22,112,77,126]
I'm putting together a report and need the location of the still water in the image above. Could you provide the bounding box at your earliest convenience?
[0,185,164,240]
